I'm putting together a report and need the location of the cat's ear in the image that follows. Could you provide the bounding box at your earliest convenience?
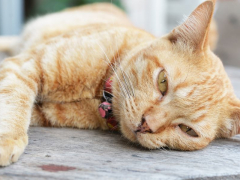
[220,100,240,138]
[168,0,215,51]
[229,106,240,137]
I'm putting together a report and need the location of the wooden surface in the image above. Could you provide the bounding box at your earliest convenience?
[1,55,240,179]
[1,128,240,180]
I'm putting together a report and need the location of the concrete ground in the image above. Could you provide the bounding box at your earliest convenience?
[0,56,240,179]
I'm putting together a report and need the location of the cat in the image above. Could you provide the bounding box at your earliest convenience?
[0,0,239,167]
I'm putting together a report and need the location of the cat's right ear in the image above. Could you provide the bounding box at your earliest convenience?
[168,0,215,52]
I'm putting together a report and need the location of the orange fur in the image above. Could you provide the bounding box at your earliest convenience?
[0,1,237,166]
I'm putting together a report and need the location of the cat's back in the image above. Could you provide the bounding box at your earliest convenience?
[32,3,131,28]
[15,3,133,54]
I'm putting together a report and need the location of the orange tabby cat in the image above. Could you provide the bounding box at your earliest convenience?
[0,0,238,166]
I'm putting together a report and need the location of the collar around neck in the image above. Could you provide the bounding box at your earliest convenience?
[98,76,119,131]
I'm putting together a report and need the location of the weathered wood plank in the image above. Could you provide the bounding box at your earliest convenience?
[0,128,240,180]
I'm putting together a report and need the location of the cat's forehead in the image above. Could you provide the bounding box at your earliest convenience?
[148,39,223,80]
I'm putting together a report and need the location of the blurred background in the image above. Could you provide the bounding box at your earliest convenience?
[0,0,240,66]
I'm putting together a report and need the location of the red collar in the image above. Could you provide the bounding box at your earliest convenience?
[98,77,119,131]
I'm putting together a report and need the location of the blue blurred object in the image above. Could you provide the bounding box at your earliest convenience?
[0,0,24,35]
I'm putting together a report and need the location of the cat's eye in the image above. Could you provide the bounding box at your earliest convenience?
[179,124,198,137]
[158,71,168,96]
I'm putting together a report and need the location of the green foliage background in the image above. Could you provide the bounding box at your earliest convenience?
[25,0,124,20]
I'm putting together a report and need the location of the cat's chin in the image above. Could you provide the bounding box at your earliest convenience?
[120,120,166,149]
[136,133,165,149]
[120,120,138,143]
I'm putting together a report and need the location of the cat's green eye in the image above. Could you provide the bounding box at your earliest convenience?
[158,71,168,95]
[179,124,198,137]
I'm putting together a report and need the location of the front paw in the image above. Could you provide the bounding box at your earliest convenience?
[0,135,28,166]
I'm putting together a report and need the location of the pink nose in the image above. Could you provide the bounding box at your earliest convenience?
[135,117,152,134]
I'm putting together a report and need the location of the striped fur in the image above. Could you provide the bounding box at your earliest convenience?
[0,1,237,166]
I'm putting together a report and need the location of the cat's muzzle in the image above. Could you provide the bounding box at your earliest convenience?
[135,117,153,134]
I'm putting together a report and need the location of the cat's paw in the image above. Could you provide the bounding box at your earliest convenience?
[0,135,28,166]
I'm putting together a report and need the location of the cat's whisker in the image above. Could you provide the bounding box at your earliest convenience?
[101,86,126,107]
[118,62,135,98]
[100,77,125,99]
[113,57,133,97]
[129,96,138,112]
[119,67,133,97]
[119,65,135,97]
[111,60,130,98]
[112,47,133,98]
[123,70,135,97]
[102,89,124,107]
[111,32,134,97]
[100,60,127,98]
[95,41,121,84]
[160,146,169,152]
[125,99,136,120]
[103,90,114,97]
[95,41,130,98]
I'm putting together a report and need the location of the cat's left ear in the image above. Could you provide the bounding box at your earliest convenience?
[220,100,240,138]
[168,0,216,51]
[228,106,240,137]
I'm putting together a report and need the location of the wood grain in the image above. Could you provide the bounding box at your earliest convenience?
[0,128,240,179]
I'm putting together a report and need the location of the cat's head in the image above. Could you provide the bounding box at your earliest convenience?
[112,0,240,150]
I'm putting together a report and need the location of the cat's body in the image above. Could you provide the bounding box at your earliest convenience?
[10,3,133,55]
[0,0,239,166]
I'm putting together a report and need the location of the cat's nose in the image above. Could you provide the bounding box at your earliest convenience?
[135,116,153,134]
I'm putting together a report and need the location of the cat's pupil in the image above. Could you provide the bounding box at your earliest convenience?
[157,71,168,96]
[186,127,191,132]
[179,124,198,137]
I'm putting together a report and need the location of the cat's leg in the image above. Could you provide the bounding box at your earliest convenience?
[0,55,40,166]
[31,100,108,130]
